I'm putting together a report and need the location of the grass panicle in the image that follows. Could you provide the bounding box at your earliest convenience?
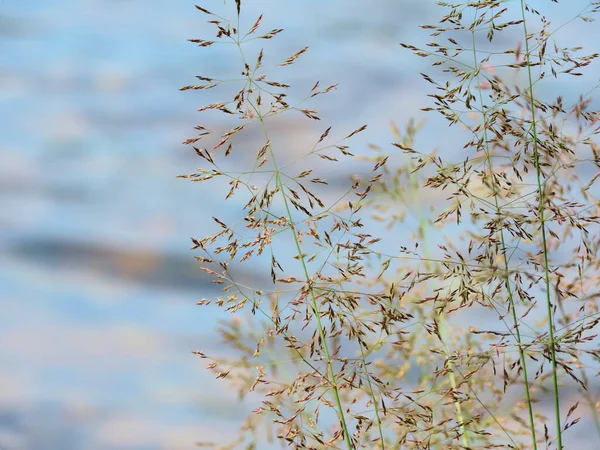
[182,1,600,448]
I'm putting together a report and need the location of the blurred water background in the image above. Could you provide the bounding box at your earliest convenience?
[1,0,599,449]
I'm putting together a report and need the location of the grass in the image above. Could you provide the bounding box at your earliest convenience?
[181,1,600,448]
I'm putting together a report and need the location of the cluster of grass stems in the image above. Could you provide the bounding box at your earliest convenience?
[179,0,600,448]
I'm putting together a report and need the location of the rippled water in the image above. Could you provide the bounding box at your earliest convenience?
[1,0,598,448]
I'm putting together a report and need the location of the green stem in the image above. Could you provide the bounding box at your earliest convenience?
[437,315,470,448]
[232,29,353,449]
[412,189,470,447]
[275,168,353,449]
[470,8,538,449]
[356,326,386,449]
[519,2,562,448]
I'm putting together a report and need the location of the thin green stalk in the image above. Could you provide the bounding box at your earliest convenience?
[273,165,354,450]
[437,315,470,448]
[329,281,385,448]
[356,324,386,449]
[231,33,353,448]
[411,190,470,447]
[519,2,562,448]
[470,9,538,449]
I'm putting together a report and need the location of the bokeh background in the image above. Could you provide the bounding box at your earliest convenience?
[1,0,598,449]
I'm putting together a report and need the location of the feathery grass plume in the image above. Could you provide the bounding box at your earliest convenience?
[182,1,600,448]
[396,1,600,448]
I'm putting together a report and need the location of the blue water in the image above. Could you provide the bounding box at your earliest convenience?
[1,0,599,448]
